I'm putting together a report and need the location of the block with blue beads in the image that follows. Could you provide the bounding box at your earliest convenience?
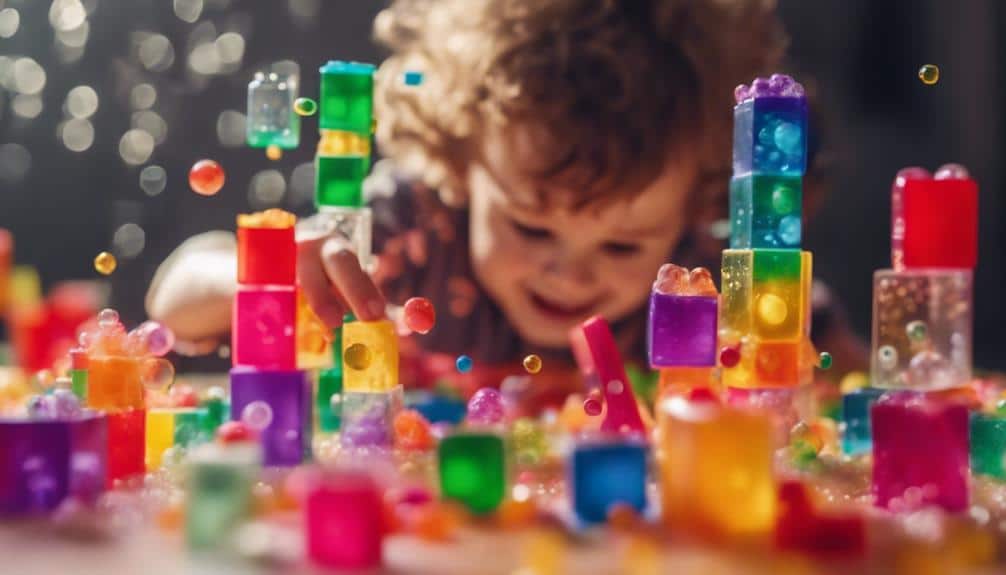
[732,75,808,177]
[568,440,648,525]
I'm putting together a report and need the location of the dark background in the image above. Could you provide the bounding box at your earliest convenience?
[0,0,1002,370]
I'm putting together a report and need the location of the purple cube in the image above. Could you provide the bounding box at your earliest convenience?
[0,412,107,515]
[230,368,312,466]
[648,292,718,367]
[871,392,969,512]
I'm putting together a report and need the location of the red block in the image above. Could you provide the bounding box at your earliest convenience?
[775,481,866,558]
[237,225,296,286]
[891,165,978,270]
[106,409,146,486]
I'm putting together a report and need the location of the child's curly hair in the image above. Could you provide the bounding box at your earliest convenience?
[373,0,786,208]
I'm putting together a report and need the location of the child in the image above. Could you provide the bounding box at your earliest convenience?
[149,0,859,396]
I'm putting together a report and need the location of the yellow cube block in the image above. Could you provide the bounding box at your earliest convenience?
[720,249,812,342]
[297,290,333,370]
[657,396,776,539]
[342,319,398,392]
[721,336,815,389]
[146,409,175,470]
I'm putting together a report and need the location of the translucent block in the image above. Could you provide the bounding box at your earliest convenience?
[342,319,398,393]
[775,481,865,558]
[438,432,506,515]
[0,413,106,515]
[657,396,776,538]
[232,286,296,370]
[970,412,1006,480]
[306,470,384,569]
[86,355,145,411]
[891,167,978,270]
[648,293,718,367]
[318,130,370,156]
[871,392,969,512]
[720,249,812,341]
[319,61,374,134]
[657,367,718,397]
[729,175,802,249]
[237,223,295,286]
[733,96,807,176]
[724,385,815,447]
[186,443,258,550]
[870,269,972,390]
[301,207,374,272]
[297,290,333,370]
[576,316,646,435]
[569,441,648,525]
[340,387,403,448]
[316,368,342,433]
[146,408,210,469]
[315,155,370,208]
[106,408,145,485]
[229,368,311,466]
[840,387,885,456]
[246,69,300,149]
[406,391,467,425]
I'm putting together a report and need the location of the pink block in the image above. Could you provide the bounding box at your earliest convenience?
[576,316,645,435]
[232,287,296,369]
[306,470,384,569]
[871,391,969,512]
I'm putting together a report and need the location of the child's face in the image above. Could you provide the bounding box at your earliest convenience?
[467,126,695,348]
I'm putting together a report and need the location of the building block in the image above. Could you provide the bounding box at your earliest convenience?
[229,368,311,466]
[891,166,978,270]
[970,411,1006,480]
[438,433,506,515]
[657,367,718,396]
[246,68,300,149]
[569,441,648,525]
[232,286,296,370]
[186,443,258,550]
[871,392,969,512]
[340,387,403,448]
[733,91,807,177]
[729,174,802,249]
[237,224,295,286]
[318,61,374,134]
[775,481,865,558]
[648,293,718,367]
[315,155,370,208]
[342,319,398,393]
[406,391,467,425]
[306,470,384,569]
[871,269,971,390]
[575,316,646,435]
[841,387,885,456]
[720,249,812,341]
[86,355,145,411]
[146,407,210,469]
[106,408,145,485]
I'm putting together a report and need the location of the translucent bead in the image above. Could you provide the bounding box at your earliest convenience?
[403,297,436,334]
[138,321,175,356]
[242,401,273,431]
[877,345,898,370]
[720,345,741,368]
[918,64,939,85]
[293,97,317,117]
[94,252,117,275]
[393,409,433,451]
[756,293,788,325]
[97,308,119,327]
[189,159,225,196]
[777,215,801,245]
[343,343,372,371]
[774,122,802,155]
[467,388,504,425]
[265,145,282,161]
[908,350,956,388]
[522,354,542,374]
[583,390,603,416]
[455,355,473,374]
[906,320,928,343]
[818,351,833,370]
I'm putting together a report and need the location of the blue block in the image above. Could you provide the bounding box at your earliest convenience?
[733,96,807,177]
[569,441,648,525]
[407,392,466,425]
[841,387,885,456]
[729,174,803,249]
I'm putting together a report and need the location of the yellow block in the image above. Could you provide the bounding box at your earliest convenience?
[318,130,371,156]
[146,409,175,470]
[342,319,398,392]
[296,290,332,370]
[720,250,813,342]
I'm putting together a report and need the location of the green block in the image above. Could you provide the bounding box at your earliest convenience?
[319,61,374,134]
[970,412,1006,479]
[753,248,802,281]
[200,398,228,436]
[174,408,208,446]
[730,175,803,249]
[331,324,344,375]
[315,155,369,208]
[186,447,256,550]
[70,369,87,401]
[438,433,506,514]
[317,367,343,432]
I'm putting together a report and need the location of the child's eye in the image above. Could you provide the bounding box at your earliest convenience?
[510,219,554,240]
[603,241,642,257]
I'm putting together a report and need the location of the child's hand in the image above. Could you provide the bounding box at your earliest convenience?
[296,227,387,328]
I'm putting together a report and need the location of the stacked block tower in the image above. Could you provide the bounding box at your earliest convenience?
[867,165,978,512]
[230,209,311,466]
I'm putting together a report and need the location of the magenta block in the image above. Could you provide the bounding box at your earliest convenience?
[232,286,296,369]
[871,392,969,512]
[648,292,718,367]
[576,316,645,435]
[306,470,384,569]
[229,368,311,466]
[0,412,106,515]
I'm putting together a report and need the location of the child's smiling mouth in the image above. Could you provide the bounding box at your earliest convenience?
[527,290,600,321]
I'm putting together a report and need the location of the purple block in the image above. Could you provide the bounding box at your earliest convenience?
[648,292,718,367]
[230,368,312,466]
[871,392,969,512]
[0,412,107,515]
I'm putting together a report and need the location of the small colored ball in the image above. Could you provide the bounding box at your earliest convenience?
[719,345,741,368]
[217,421,254,444]
[757,293,788,326]
[918,64,940,85]
[241,400,273,431]
[774,121,803,155]
[94,251,117,275]
[456,355,473,374]
[393,409,434,451]
[293,97,317,116]
[467,387,504,425]
[818,351,833,370]
[188,159,225,196]
[344,343,372,371]
[771,184,796,214]
[403,297,436,334]
[839,371,869,394]
[790,421,823,454]
[583,390,603,416]
[906,320,928,342]
[522,354,542,374]
[97,308,119,326]
[777,215,802,246]
[877,345,898,370]
[265,145,282,161]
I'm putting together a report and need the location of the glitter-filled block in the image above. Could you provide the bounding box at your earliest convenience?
[342,319,398,393]
[186,443,258,550]
[871,392,969,512]
[0,413,106,515]
[970,412,1006,480]
[569,441,648,525]
[891,167,978,270]
[340,387,403,448]
[438,433,506,515]
[732,95,807,177]
[229,368,312,466]
[306,470,384,569]
[232,286,297,370]
[871,269,972,390]
[840,387,885,456]
[729,174,802,249]
[648,293,718,367]
[721,249,812,341]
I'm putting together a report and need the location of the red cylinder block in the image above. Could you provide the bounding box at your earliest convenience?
[237,226,296,286]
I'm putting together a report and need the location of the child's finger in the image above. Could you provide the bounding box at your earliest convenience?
[297,236,349,328]
[319,236,386,322]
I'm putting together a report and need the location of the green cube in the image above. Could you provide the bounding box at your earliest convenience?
[317,367,343,432]
[971,412,1006,479]
[316,155,369,208]
[319,61,374,134]
[752,248,802,281]
[185,445,257,550]
[730,175,802,249]
[438,433,506,514]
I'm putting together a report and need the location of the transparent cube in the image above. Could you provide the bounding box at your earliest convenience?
[246,64,300,149]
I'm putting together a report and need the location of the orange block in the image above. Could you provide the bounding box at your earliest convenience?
[87,355,145,410]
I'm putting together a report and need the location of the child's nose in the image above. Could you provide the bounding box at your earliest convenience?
[542,248,596,286]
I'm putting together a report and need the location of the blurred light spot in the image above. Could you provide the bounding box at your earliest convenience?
[54,43,86,64]
[0,8,20,38]
[55,21,89,48]
[709,219,731,240]
[139,165,167,196]
[137,33,175,72]
[113,223,145,259]
[0,143,31,183]
[66,85,98,118]
[60,118,94,151]
[287,162,314,207]
[248,170,286,209]
[119,129,154,165]
[188,42,220,76]
[215,109,245,147]
[13,57,45,95]
[188,20,217,45]
[12,94,42,119]
[0,56,13,90]
[173,0,203,23]
[288,0,320,28]
[215,32,244,66]
[49,0,86,32]
[129,83,156,110]
[131,110,167,144]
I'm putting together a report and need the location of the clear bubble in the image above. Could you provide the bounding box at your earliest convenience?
[877,345,898,370]
[606,379,624,394]
[141,358,175,391]
[242,401,273,431]
[908,350,956,388]
[60,118,94,152]
[97,308,119,326]
[118,129,155,165]
[129,83,157,110]
[0,8,20,39]
[188,42,220,76]
[66,85,98,118]
[774,122,802,155]
[287,162,314,207]
[329,394,342,410]
[139,165,167,196]
[777,215,801,245]
[113,223,145,258]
